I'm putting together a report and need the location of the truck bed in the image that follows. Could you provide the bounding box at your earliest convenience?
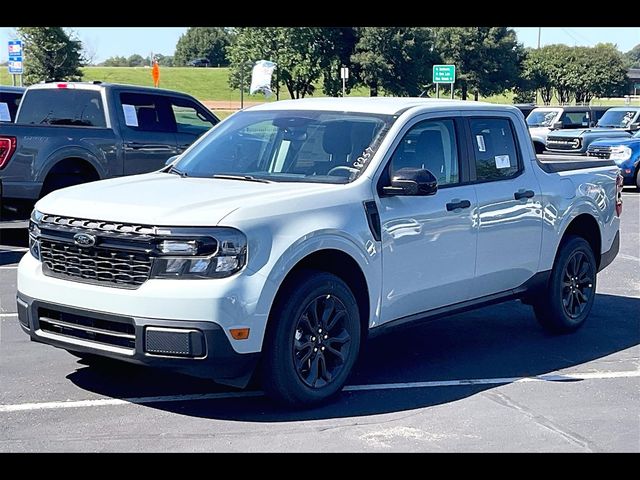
[536,154,616,173]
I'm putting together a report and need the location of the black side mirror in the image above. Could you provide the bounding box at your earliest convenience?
[551,121,563,130]
[382,167,438,196]
[629,122,640,131]
[165,155,179,167]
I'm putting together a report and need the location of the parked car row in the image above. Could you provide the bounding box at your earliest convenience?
[522,104,640,190]
[0,81,219,217]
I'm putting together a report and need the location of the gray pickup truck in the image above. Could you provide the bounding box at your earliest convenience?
[546,106,640,155]
[0,82,219,217]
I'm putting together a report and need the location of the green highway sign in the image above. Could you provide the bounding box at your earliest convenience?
[433,64,455,83]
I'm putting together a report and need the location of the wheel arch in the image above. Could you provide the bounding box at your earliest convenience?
[557,213,602,269]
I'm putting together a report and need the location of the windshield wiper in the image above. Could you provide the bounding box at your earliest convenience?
[167,165,188,177]
[211,174,272,184]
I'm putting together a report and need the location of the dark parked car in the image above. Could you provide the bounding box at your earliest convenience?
[0,85,25,122]
[189,58,210,68]
[513,103,537,118]
[0,82,219,217]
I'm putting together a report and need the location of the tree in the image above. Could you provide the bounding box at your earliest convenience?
[127,54,146,67]
[351,27,440,97]
[624,44,640,68]
[17,27,84,84]
[227,27,327,99]
[517,48,552,104]
[317,27,359,96]
[101,55,128,67]
[434,27,523,100]
[174,27,231,67]
[155,54,174,67]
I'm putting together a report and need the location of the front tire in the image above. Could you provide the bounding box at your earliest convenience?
[533,235,597,333]
[261,270,361,406]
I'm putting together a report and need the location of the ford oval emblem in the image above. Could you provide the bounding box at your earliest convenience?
[73,233,96,248]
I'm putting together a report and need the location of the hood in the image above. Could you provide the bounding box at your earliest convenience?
[36,172,338,226]
[529,126,551,136]
[589,136,640,148]
[549,127,631,138]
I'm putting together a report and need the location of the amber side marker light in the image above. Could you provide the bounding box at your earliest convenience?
[230,328,250,340]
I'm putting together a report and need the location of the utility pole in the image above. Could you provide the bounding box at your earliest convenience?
[537,27,541,49]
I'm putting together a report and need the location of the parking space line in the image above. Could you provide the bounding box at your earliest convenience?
[0,369,637,413]
[0,313,17,318]
[0,266,18,270]
[0,247,28,252]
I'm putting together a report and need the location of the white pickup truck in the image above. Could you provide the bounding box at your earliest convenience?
[17,98,622,406]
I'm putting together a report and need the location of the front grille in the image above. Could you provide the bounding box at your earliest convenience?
[547,137,580,151]
[587,146,611,159]
[41,239,152,288]
[38,307,135,350]
[40,214,156,236]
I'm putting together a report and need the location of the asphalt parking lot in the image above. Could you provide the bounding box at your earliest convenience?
[0,191,638,452]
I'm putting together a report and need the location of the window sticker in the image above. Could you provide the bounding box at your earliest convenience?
[122,104,139,127]
[495,154,511,169]
[0,102,11,121]
[476,135,486,152]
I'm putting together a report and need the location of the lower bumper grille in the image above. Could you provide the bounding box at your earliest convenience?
[40,239,152,288]
[38,307,135,350]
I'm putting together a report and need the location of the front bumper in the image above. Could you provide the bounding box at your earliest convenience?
[16,291,259,388]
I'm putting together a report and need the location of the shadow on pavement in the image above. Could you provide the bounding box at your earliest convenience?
[67,293,640,421]
[0,249,25,266]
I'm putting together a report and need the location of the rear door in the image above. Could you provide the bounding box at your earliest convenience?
[168,97,219,154]
[467,115,543,299]
[117,91,178,175]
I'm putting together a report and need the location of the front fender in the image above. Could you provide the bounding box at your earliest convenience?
[250,230,382,350]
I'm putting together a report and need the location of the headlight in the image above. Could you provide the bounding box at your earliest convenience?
[150,228,247,279]
[610,146,632,162]
[28,209,42,260]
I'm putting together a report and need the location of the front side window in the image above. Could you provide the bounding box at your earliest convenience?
[170,99,217,135]
[470,118,520,181]
[18,89,106,127]
[388,119,460,186]
[172,110,395,184]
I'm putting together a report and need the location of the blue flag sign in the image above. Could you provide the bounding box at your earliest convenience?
[8,40,23,74]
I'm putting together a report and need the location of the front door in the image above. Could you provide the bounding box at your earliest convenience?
[377,117,478,324]
[117,91,178,175]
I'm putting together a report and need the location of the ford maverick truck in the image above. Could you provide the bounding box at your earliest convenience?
[17,98,622,406]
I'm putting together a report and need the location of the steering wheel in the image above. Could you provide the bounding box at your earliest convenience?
[327,166,360,177]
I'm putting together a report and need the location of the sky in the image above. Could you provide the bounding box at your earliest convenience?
[1,27,639,63]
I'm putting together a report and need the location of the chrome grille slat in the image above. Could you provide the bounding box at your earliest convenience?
[41,214,156,236]
[39,317,136,340]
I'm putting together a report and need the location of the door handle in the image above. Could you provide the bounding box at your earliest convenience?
[514,190,535,200]
[446,199,471,211]
[126,142,173,151]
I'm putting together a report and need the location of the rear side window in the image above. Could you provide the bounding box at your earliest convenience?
[469,118,520,181]
[0,92,22,122]
[119,92,175,133]
[17,89,106,127]
[169,98,217,135]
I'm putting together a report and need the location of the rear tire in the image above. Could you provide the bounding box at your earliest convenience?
[533,235,597,333]
[261,270,361,406]
[635,167,640,192]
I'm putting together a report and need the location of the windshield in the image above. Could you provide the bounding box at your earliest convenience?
[596,109,639,128]
[172,109,395,183]
[526,109,560,127]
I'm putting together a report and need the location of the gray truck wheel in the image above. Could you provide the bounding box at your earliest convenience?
[533,235,597,333]
[262,270,361,406]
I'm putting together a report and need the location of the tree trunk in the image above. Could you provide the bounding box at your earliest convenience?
[461,83,468,101]
[286,81,296,100]
[369,83,378,97]
[473,90,479,101]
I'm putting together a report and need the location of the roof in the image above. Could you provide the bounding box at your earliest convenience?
[0,85,26,93]
[531,105,610,112]
[627,68,640,81]
[247,97,514,116]
[26,81,195,97]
